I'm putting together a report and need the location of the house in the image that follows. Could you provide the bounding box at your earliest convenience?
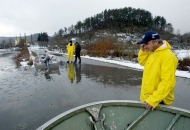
[14,38,29,46]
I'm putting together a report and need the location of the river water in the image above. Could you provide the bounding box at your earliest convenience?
[0,49,190,130]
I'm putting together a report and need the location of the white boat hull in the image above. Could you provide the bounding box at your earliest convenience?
[33,55,60,69]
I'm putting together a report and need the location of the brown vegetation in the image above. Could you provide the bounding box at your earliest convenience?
[86,39,116,57]
[84,38,139,61]
[15,46,33,67]
[178,57,190,71]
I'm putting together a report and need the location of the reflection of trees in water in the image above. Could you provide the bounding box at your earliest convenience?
[82,64,142,87]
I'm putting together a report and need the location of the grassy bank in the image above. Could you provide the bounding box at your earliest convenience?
[15,46,33,67]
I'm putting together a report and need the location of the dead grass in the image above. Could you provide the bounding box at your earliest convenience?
[85,38,138,60]
[15,46,33,67]
[86,39,116,57]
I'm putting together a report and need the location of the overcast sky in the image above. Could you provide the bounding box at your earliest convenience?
[0,0,189,37]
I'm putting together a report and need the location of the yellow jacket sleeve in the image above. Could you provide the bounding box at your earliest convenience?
[137,49,151,66]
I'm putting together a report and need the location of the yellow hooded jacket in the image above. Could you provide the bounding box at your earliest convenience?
[138,40,178,108]
[67,42,75,61]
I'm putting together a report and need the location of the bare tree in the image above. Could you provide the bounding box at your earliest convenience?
[176,29,181,35]
[8,38,14,47]
[1,40,6,48]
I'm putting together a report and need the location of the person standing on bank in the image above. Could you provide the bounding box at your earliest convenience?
[137,31,178,110]
[67,40,75,63]
[74,42,81,63]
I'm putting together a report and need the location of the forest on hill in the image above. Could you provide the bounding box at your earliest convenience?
[48,7,190,51]
[53,7,174,38]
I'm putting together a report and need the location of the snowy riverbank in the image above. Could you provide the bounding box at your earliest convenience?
[27,47,190,79]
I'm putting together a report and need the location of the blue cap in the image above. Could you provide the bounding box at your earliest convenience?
[137,31,160,44]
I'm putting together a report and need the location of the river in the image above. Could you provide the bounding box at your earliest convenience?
[0,49,190,130]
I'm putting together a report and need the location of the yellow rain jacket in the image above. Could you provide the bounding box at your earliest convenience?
[138,40,178,108]
[67,42,75,62]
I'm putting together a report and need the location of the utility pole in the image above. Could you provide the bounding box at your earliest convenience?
[31,34,33,46]
[24,33,26,46]
[15,36,17,47]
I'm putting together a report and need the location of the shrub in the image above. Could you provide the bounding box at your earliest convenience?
[87,38,116,57]
[178,57,190,71]
[31,51,37,57]
[15,46,31,67]
[28,60,33,66]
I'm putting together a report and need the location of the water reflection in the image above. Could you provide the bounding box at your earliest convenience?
[82,64,142,87]
[0,52,16,74]
[59,60,65,69]
[63,61,141,86]
[34,68,60,81]
[0,49,14,56]
[67,63,75,83]
[44,70,53,81]
[75,63,81,83]
[66,63,82,83]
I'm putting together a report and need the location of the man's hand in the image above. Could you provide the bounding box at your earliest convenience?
[140,44,150,51]
[140,44,146,51]
[145,102,154,110]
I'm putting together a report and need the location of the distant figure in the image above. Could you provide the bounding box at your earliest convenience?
[74,42,81,64]
[137,31,178,110]
[44,51,52,68]
[67,40,75,63]
[67,63,75,83]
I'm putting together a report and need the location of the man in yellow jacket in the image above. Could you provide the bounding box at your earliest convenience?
[67,40,75,63]
[137,31,178,110]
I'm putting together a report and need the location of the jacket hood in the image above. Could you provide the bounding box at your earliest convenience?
[156,40,171,51]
